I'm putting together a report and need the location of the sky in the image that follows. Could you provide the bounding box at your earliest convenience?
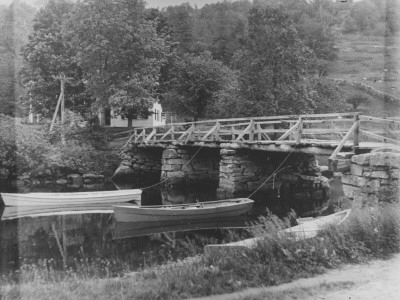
[0,0,226,8]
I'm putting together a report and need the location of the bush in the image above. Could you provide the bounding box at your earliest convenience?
[0,113,118,182]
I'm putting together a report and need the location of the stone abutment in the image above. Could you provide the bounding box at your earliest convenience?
[341,152,400,207]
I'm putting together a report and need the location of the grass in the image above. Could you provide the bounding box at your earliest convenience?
[1,204,400,299]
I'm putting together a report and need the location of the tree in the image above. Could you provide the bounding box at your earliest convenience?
[233,6,315,116]
[162,51,235,121]
[66,0,169,127]
[20,0,90,120]
[165,4,196,54]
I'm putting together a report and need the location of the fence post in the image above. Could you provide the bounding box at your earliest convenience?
[249,119,255,141]
[353,114,360,152]
[296,116,303,143]
[214,121,220,141]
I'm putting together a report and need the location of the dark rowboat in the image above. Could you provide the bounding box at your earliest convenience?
[113,198,254,223]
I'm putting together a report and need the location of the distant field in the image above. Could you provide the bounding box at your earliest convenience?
[327,34,400,117]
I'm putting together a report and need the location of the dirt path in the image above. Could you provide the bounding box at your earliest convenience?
[191,253,400,300]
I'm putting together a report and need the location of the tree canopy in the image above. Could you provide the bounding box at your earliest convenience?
[66,0,169,116]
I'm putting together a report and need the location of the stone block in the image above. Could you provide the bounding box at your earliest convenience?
[351,154,371,165]
[341,174,367,187]
[165,171,185,178]
[220,166,243,174]
[220,158,241,164]
[162,149,179,159]
[342,184,360,199]
[220,149,236,156]
[389,169,400,179]
[350,164,363,176]
[167,159,186,165]
[370,170,389,179]
[162,164,182,171]
[370,152,400,167]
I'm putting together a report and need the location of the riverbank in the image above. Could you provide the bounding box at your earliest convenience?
[1,204,399,300]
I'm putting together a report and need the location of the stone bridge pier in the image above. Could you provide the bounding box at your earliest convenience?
[216,148,330,214]
[160,145,220,187]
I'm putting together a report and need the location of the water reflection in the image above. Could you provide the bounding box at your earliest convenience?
[113,216,250,239]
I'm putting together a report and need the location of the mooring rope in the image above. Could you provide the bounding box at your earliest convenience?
[140,144,205,190]
[246,144,298,199]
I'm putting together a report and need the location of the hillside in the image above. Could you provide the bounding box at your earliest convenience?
[326,34,400,117]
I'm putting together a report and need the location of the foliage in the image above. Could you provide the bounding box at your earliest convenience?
[231,6,316,116]
[162,51,235,120]
[66,0,169,116]
[0,114,54,181]
[0,113,118,183]
[19,0,91,118]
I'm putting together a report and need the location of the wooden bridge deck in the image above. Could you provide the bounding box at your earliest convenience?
[118,113,400,170]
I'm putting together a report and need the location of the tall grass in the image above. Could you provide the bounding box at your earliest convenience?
[1,204,400,300]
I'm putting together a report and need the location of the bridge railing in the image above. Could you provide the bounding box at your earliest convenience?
[124,112,360,147]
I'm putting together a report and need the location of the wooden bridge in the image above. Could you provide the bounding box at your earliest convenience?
[116,112,400,171]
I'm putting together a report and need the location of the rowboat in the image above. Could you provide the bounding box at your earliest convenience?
[204,209,351,253]
[113,198,254,223]
[1,203,138,221]
[0,189,142,206]
[113,216,250,239]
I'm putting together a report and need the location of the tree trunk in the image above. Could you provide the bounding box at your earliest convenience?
[128,117,132,128]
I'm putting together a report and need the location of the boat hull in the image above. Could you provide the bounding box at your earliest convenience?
[113,198,254,223]
[1,189,142,206]
[1,203,138,220]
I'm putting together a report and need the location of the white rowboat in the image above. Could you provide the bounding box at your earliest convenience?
[113,198,254,223]
[1,189,142,206]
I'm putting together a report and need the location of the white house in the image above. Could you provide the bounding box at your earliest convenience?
[99,102,166,127]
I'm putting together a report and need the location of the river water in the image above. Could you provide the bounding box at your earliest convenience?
[0,178,346,278]
[0,180,261,278]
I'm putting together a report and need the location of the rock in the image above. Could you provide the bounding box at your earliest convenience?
[350,163,364,176]
[351,154,371,165]
[220,149,236,156]
[162,164,182,171]
[162,149,179,159]
[56,179,68,185]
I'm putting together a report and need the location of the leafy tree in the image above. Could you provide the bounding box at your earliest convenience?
[193,1,250,64]
[20,0,90,119]
[232,6,315,116]
[162,51,235,121]
[66,0,169,127]
[165,4,196,54]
